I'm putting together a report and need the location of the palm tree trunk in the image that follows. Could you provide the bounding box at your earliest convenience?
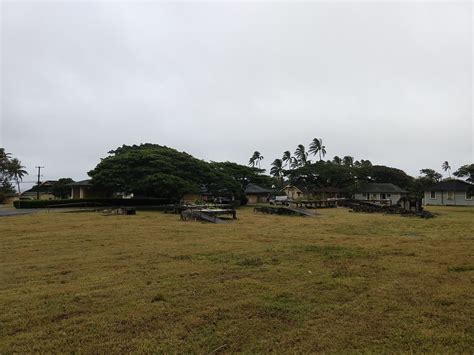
[16,178,21,193]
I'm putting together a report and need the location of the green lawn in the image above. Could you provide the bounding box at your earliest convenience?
[0,206,473,353]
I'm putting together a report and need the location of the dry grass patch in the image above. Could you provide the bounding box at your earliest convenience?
[0,206,473,352]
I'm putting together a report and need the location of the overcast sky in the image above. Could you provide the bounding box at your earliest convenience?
[1,1,472,186]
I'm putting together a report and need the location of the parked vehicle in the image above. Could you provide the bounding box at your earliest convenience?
[270,195,292,206]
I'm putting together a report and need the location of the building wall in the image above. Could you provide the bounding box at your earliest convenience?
[246,194,269,204]
[423,191,474,206]
[71,187,81,199]
[354,193,402,205]
[181,193,201,204]
[283,187,304,200]
[247,194,258,204]
[71,186,107,199]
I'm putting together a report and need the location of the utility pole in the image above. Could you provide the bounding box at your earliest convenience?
[35,166,44,200]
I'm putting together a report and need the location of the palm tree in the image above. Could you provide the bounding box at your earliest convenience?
[309,138,327,161]
[0,148,11,168]
[270,159,283,179]
[282,151,292,168]
[249,151,264,169]
[8,158,27,193]
[333,156,342,165]
[442,161,451,178]
[294,144,308,167]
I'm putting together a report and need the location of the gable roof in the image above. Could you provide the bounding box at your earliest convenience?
[358,183,407,193]
[427,179,472,192]
[245,183,272,194]
[68,179,92,186]
[22,181,57,194]
[282,184,304,192]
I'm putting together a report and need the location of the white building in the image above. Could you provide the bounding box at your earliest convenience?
[423,180,474,206]
[354,183,407,205]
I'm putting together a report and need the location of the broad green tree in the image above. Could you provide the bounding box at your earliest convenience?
[420,168,442,183]
[343,156,354,167]
[52,178,75,199]
[454,164,474,183]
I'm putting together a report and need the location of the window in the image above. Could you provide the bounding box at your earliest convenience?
[466,192,473,200]
[430,191,436,199]
[447,191,454,200]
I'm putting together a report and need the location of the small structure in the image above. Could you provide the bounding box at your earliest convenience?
[282,184,342,200]
[245,183,272,204]
[270,195,292,206]
[20,180,58,200]
[180,206,236,223]
[398,196,423,212]
[340,199,434,219]
[423,180,474,206]
[181,186,234,205]
[69,179,107,199]
[282,184,305,200]
[354,183,407,205]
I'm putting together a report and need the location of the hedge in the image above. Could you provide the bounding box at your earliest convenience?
[14,198,173,209]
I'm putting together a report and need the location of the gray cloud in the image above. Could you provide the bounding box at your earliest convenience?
[1,1,472,186]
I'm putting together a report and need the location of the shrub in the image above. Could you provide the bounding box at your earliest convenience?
[14,198,173,209]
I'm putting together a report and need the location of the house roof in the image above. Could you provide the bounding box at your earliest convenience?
[282,184,304,192]
[427,179,472,192]
[68,179,92,186]
[40,180,58,186]
[22,182,57,194]
[358,183,407,193]
[245,183,272,194]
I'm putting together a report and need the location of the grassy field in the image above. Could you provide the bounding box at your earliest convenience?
[0,206,473,353]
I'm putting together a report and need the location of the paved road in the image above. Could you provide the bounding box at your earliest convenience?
[0,207,38,217]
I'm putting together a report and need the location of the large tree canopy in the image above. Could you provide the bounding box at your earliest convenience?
[88,144,270,201]
[209,161,272,188]
[52,178,75,199]
[89,144,220,199]
[454,164,474,183]
[367,165,414,189]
